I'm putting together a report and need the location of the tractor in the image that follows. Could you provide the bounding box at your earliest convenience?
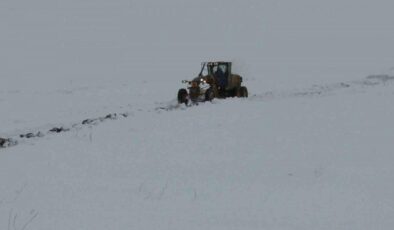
[177,62,248,105]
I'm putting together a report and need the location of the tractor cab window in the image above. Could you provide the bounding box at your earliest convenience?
[207,64,216,75]
[218,64,228,76]
[201,66,208,76]
[212,65,218,74]
[207,63,229,77]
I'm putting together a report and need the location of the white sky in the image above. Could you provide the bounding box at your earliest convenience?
[1,0,394,82]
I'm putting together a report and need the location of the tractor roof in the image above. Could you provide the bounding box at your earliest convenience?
[203,61,232,65]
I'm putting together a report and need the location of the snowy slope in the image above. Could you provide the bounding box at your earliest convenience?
[1,76,394,230]
[2,0,394,229]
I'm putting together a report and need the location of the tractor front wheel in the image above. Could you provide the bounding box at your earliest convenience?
[205,88,215,101]
[177,88,188,105]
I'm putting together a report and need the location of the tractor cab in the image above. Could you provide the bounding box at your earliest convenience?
[203,62,231,88]
[206,62,231,78]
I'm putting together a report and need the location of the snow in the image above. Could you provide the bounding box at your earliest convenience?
[2,1,394,229]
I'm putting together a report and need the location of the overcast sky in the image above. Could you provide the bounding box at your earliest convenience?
[2,0,394,82]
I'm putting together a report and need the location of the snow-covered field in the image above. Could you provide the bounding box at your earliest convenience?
[2,1,394,229]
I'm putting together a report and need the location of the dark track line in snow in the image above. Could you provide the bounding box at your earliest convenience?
[0,112,130,149]
[154,99,208,112]
[1,75,393,149]
[249,75,393,102]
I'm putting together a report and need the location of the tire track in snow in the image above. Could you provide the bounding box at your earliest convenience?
[0,113,130,149]
[1,75,393,149]
[249,75,394,101]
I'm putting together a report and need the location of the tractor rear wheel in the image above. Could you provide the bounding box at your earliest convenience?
[240,86,248,97]
[177,88,188,105]
[236,86,248,98]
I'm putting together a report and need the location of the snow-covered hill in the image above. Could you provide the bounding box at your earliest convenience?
[2,1,394,229]
[1,75,394,230]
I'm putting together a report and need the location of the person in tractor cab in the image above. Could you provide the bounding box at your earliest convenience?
[214,65,228,95]
[214,64,228,97]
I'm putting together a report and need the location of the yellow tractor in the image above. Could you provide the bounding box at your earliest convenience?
[177,62,248,104]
